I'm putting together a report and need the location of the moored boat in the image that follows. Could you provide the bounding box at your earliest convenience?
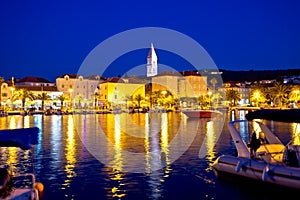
[181,109,222,118]
[212,119,300,190]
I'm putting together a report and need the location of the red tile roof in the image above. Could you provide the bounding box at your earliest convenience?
[17,76,53,83]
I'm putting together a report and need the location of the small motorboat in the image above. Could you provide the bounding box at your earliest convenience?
[212,119,300,190]
[0,127,44,199]
[181,109,222,118]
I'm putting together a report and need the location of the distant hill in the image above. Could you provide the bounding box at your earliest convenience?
[219,68,300,82]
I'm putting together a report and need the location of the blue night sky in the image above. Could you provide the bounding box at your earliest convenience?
[0,0,300,82]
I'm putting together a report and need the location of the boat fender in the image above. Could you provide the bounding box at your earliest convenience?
[262,165,269,181]
[35,182,44,199]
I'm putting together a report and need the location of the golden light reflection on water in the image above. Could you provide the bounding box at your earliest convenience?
[63,115,77,188]
[100,113,177,199]
[24,116,30,128]
[160,113,171,179]
[0,116,24,172]
[145,113,151,173]
[9,116,16,129]
[110,114,126,199]
[6,147,18,172]
[205,121,216,163]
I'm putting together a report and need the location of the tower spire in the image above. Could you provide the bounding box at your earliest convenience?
[146,43,158,77]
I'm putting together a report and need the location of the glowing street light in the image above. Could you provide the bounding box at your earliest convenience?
[161,90,167,108]
[254,91,260,107]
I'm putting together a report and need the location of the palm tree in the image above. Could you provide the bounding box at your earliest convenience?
[151,91,161,106]
[250,83,268,106]
[12,88,35,111]
[198,95,210,108]
[271,82,291,107]
[250,90,266,107]
[36,92,51,110]
[211,92,224,107]
[134,94,144,109]
[226,89,241,106]
[74,94,84,108]
[123,94,132,109]
[57,94,69,110]
[289,86,300,103]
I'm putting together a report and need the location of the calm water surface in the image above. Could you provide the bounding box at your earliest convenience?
[0,110,299,200]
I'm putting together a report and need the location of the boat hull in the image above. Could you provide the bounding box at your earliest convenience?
[182,110,221,118]
[212,155,300,190]
[0,127,39,150]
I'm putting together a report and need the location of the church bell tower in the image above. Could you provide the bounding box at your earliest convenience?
[146,43,158,77]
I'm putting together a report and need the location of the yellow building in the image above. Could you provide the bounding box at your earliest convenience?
[151,71,207,98]
[98,77,146,109]
[179,74,207,97]
[152,71,182,97]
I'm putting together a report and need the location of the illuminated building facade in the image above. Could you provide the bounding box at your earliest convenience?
[97,77,146,109]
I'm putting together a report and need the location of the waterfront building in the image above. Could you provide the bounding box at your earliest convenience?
[0,76,60,110]
[152,71,182,96]
[97,77,146,109]
[56,74,103,99]
[151,70,208,109]
[179,71,207,98]
[223,81,251,106]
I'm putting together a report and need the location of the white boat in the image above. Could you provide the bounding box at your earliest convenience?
[182,109,222,118]
[0,127,44,199]
[212,119,300,190]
